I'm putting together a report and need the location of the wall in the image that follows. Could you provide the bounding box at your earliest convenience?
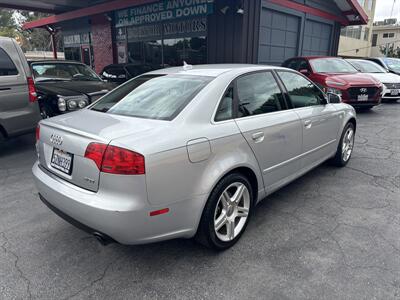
[90,14,114,73]
[370,26,400,57]
[338,0,376,57]
[207,0,260,64]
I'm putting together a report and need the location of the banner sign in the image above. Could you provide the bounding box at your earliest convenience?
[127,17,207,42]
[64,33,91,46]
[115,0,214,28]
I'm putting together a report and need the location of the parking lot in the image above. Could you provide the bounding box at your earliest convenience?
[0,103,399,299]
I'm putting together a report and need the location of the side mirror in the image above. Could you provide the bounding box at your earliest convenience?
[327,92,342,104]
[299,69,310,76]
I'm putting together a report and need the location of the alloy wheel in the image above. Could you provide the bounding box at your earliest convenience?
[342,127,354,162]
[214,182,250,242]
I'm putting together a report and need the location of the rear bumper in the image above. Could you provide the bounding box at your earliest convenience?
[32,161,205,244]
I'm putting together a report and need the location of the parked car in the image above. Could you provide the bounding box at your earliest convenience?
[100,63,161,85]
[33,64,357,250]
[366,57,400,75]
[31,60,116,118]
[282,56,383,109]
[0,37,41,140]
[346,59,400,102]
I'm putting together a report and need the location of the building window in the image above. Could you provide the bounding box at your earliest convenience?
[383,33,395,38]
[341,26,362,39]
[372,34,378,46]
[125,17,208,67]
[357,0,365,7]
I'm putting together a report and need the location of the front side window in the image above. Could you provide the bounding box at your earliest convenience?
[278,72,325,108]
[91,74,212,120]
[383,58,400,73]
[236,72,284,118]
[32,63,101,82]
[0,48,18,76]
[310,58,358,74]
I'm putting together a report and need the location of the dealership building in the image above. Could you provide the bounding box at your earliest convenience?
[6,0,368,73]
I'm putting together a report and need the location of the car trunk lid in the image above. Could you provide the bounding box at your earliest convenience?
[37,110,165,192]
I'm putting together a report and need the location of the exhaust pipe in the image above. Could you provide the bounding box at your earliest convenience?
[93,232,113,246]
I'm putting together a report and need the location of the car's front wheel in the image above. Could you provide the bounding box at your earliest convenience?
[331,122,355,167]
[196,173,253,250]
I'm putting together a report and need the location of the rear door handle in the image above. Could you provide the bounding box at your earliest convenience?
[252,132,265,143]
[304,120,312,128]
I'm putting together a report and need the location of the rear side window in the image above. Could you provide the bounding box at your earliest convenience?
[0,47,18,76]
[91,74,212,120]
[236,72,284,117]
[215,86,234,122]
[278,71,325,108]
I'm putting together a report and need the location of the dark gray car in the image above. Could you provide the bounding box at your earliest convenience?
[0,37,41,140]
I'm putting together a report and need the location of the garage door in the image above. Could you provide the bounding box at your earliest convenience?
[302,20,332,56]
[258,9,300,65]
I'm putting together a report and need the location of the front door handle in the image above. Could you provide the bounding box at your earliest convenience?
[0,88,11,91]
[304,120,312,128]
[252,132,264,143]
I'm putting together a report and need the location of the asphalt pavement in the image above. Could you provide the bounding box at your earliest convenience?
[0,103,399,300]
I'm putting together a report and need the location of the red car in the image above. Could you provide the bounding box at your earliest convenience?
[282,57,383,109]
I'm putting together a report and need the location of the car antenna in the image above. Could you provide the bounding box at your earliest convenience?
[183,61,193,71]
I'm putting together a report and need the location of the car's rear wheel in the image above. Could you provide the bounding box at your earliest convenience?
[196,173,253,250]
[331,122,355,167]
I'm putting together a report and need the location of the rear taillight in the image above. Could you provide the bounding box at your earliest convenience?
[84,143,145,175]
[35,124,40,141]
[84,143,107,169]
[27,77,38,103]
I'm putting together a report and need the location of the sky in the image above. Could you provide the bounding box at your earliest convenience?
[374,0,400,21]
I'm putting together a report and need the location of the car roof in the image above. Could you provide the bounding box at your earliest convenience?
[30,60,86,65]
[146,64,284,77]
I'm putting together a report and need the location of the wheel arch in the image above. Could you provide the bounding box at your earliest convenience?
[348,117,357,132]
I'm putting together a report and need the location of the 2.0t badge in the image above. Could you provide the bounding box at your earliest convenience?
[50,134,63,146]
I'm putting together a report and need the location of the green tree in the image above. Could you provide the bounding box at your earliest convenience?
[16,11,63,52]
[0,8,17,38]
[380,44,400,58]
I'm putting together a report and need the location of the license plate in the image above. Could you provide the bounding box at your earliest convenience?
[357,94,369,101]
[391,89,399,96]
[51,148,73,175]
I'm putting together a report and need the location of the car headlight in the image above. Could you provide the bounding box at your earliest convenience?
[58,98,66,112]
[325,87,342,96]
[78,99,87,109]
[68,100,77,110]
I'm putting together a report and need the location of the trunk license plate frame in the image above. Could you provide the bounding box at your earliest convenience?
[51,148,73,175]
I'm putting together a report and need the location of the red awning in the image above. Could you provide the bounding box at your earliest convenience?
[22,0,368,30]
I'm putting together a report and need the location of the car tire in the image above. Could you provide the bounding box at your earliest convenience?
[195,173,254,250]
[331,122,355,167]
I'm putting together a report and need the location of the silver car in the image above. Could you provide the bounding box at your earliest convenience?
[32,65,356,250]
[0,37,41,139]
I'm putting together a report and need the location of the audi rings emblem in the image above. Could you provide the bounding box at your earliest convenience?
[50,134,63,146]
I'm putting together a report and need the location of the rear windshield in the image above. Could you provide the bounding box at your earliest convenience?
[90,74,212,120]
[310,58,358,74]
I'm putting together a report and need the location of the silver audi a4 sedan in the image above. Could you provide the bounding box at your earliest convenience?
[33,65,356,250]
